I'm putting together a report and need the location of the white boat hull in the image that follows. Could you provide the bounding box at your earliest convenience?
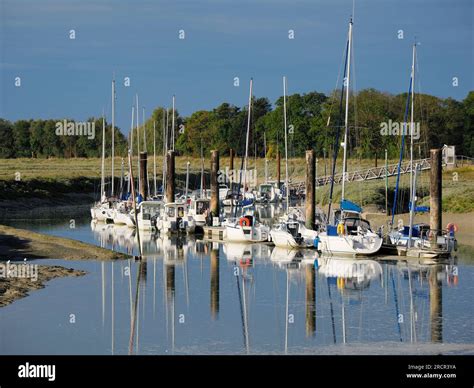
[317,232,382,256]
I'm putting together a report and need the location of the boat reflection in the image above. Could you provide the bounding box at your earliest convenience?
[91,222,458,354]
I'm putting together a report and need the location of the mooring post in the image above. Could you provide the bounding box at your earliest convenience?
[429,265,443,343]
[210,246,220,320]
[276,149,281,189]
[139,152,148,200]
[305,150,315,230]
[166,150,175,203]
[305,263,316,337]
[210,150,220,220]
[166,263,175,303]
[229,148,234,186]
[430,148,442,241]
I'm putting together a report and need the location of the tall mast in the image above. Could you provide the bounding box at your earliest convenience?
[128,106,134,194]
[101,113,106,200]
[283,76,290,208]
[153,121,157,196]
[136,94,140,191]
[341,18,353,202]
[264,131,268,183]
[162,109,167,194]
[111,78,115,196]
[409,43,416,206]
[408,43,417,247]
[171,95,175,151]
[243,78,253,194]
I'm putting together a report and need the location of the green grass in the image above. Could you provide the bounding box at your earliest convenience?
[0,158,472,213]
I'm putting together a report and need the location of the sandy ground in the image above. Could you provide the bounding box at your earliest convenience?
[0,224,129,261]
[0,223,129,307]
[0,264,86,307]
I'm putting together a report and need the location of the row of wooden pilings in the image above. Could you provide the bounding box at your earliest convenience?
[141,147,442,238]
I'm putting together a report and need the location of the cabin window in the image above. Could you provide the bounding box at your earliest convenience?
[167,207,176,217]
[178,207,184,217]
[197,201,209,214]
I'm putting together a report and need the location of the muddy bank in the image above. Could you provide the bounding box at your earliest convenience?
[0,224,129,260]
[0,264,86,307]
[0,194,94,220]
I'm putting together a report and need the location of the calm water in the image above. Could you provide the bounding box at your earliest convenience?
[1,211,473,355]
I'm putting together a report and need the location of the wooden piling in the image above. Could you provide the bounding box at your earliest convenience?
[210,150,219,218]
[305,150,315,229]
[166,150,175,203]
[429,265,443,343]
[305,263,316,336]
[276,149,281,188]
[139,152,148,200]
[229,148,234,185]
[430,149,442,240]
[210,247,220,320]
[166,264,175,302]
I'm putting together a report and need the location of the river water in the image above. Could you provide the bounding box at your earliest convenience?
[1,208,473,355]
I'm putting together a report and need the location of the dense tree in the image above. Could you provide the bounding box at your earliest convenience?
[1,90,472,159]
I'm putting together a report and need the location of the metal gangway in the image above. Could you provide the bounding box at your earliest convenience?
[288,155,473,192]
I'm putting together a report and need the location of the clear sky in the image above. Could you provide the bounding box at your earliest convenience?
[1,0,472,134]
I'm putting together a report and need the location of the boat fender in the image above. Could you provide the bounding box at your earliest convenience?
[337,223,345,235]
[239,217,251,227]
[446,223,458,234]
[313,237,319,249]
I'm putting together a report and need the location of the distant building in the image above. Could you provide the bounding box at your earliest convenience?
[442,145,456,169]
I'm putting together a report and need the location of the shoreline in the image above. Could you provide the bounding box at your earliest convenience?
[0,224,129,261]
[0,264,86,308]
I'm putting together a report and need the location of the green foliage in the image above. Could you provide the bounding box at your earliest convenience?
[1,89,473,159]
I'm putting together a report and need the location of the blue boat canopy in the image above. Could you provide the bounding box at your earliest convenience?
[409,201,430,213]
[340,199,362,214]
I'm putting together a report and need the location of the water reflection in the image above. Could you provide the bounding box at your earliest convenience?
[89,222,460,353]
[0,220,469,355]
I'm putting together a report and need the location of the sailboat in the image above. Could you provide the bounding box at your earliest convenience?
[387,44,456,258]
[90,111,115,223]
[270,77,318,248]
[317,18,382,256]
[225,79,271,243]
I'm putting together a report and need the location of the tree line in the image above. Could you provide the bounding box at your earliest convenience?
[1,89,473,160]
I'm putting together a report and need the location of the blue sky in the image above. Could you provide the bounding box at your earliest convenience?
[1,0,472,134]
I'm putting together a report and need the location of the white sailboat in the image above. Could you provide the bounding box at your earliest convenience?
[91,113,115,223]
[388,44,456,258]
[270,77,318,248]
[317,18,382,256]
[225,79,271,243]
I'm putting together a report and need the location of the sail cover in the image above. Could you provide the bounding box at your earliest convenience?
[340,199,362,213]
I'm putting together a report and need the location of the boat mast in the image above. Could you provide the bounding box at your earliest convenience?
[283,76,290,208]
[101,113,106,200]
[163,108,168,194]
[128,106,134,194]
[153,121,157,196]
[408,163,419,248]
[264,131,268,183]
[243,78,253,195]
[136,95,140,193]
[341,18,353,203]
[111,77,115,196]
[409,43,416,213]
[407,43,417,247]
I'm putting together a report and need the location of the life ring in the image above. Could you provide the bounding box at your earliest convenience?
[337,223,345,235]
[446,223,458,233]
[239,217,251,227]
